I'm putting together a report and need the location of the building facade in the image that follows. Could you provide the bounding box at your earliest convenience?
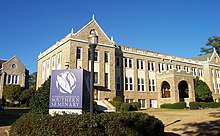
[0,56,29,98]
[37,17,220,108]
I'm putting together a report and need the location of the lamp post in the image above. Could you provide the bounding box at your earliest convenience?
[88,29,98,118]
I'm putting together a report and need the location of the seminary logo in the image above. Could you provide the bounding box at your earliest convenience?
[55,71,77,94]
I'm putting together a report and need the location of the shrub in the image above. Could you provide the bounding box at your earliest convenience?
[19,88,35,107]
[189,102,200,109]
[160,102,186,109]
[110,101,123,111]
[189,102,220,109]
[10,112,164,136]
[29,78,50,114]
[130,102,141,111]
[3,85,22,103]
[0,99,5,106]
[113,96,123,102]
[120,103,132,112]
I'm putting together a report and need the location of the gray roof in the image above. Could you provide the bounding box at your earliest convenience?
[191,53,213,61]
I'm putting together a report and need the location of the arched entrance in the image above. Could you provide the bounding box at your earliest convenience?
[161,81,171,98]
[178,80,189,102]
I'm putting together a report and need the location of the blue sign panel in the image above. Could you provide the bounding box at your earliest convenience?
[49,69,83,109]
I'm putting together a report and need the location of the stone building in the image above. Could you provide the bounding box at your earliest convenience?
[37,17,220,109]
[0,56,29,98]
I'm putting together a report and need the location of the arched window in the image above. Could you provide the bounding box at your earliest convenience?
[161,81,171,98]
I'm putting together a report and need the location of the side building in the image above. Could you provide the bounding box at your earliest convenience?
[0,56,29,99]
[37,17,220,109]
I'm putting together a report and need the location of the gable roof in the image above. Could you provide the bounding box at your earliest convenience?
[191,53,213,61]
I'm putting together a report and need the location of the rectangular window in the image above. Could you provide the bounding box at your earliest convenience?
[125,58,133,68]
[149,79,155,92]
[125,77,133,91]
[105,52,109,63]
[105,73,109,88]
[176,65,181,71]
[8,75,11,84]
[52,55,56,67]
[138,78,145,91]
[57,52,62,64]
[137,60,144,69]
[148,61,155,71]
[126,99,134,103]
[116,77,121,90]
[159,63,165,72]
[199,69,203,77]
[116,57,120,67]
[94,72,98,83]
[88,50,98,61]
[46,59,50,69]
[138,99,146,109]
[77,47,82,59]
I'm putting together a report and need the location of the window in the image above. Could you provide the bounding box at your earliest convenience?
[149,79,155,92]
[52,55,56,68]
[7,75,19,84]
[138,78,145,91]
[12,64,16,68]
[216,70,220,78]
[94,72,98,83]
[125,77,133,91]
[148,61,155,71]
[167,64,173,71]
[159,63,165,73]
[176,65,181,71]
[126,99,134,103]
[192,68,197,76]
[46,59,50,69]
[105,52,109,63]
[116,57,120,67]
[125,58,133,68]
[77,47,82,59]
[57,52,62,64]
[105,73,109,88]
[116,77,121,90]
[218,84,220,93]
[199,69,203,77]
[184,66,190,73]
[138,99,146,109]
[137,60,144,69]
[88,50,98,61]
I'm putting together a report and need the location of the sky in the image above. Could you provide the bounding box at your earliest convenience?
[0,0,220,74]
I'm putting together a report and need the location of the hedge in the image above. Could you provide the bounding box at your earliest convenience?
[120,103,132,112]
[160,102,186,109]
[189,102,220,109]
[130,102,141,111]
[10,112,164,136]
[110,101,123,111]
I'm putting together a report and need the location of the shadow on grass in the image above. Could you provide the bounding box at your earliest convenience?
[0,108,29,126]
[172,119,220,136]
[209,110,220,118]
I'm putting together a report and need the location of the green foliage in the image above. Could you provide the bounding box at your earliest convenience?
[194,77,213,102]
[0,98,5,106]
[19,88,35,107]
[10,112,164,136]
[29,78,50,114]
[130,102,141,111]
[110,101,123,111]
[160,102,186,109]
[112,96,123,102]
[200,36,220,55]
[189,102,220,109]
[120,103,132,112]
[3,85,22,103]
[28,72,37,89]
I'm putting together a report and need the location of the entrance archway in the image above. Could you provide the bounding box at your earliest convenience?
[178,80,189,102]
[161,81,171,98]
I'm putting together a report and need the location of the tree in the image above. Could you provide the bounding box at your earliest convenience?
[200,36,220,55]
[28,72,37,89]
[19,88,35,107]
[3,85,22,103]
[29,78,50,114]
[194,77,213,102]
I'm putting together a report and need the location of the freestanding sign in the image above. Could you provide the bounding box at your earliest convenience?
[49,69,90,115]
